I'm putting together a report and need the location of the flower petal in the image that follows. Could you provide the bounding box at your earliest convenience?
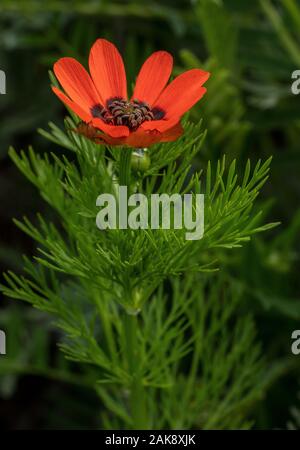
[132,51,173,106]
[160,122,183,142]
[100,136,126,146]
[100,128,161,147]
[92,118,129,138]
[52,86,92,122]
[154,69,210,119]
[91,125,181,148]
[89,39,127,104]
[126,128,161,147]
[97,135,127,146]
[53,57,100,112]
[141,117,180,133]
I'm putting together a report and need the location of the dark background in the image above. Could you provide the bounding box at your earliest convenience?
[1,0,300,429]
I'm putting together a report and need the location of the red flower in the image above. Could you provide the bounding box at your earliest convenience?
[52,39,210,148]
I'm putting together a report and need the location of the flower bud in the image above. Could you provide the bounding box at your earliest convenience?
[131,148,151,173]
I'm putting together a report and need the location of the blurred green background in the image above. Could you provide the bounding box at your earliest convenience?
[1,0,300,429]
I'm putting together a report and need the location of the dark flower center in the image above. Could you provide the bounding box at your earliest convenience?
[91,98,164,130]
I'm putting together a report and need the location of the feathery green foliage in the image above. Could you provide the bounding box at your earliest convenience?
[0,110,276,428]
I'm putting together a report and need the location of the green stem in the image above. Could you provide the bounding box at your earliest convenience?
[119,148,147,428]
[119,148,132,188]
[123,312,148,429]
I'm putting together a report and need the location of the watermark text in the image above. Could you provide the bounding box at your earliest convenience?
[96,186,204,240]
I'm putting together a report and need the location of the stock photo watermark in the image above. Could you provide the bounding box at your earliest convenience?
[0,330,6,355]
[0,69,6,95]
[291,330,300,355]
[96,186,205,241]
[291,70,300,95]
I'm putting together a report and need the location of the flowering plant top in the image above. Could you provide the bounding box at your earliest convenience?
[52,38,210,147]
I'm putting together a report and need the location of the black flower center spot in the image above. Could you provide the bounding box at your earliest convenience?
[91,98,165,130]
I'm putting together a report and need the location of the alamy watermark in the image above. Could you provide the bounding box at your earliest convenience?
[96,186,205,240]
[291,330,300,355]
[0,330,6,355]
[0,70,6,95]
[291,70,300,95]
